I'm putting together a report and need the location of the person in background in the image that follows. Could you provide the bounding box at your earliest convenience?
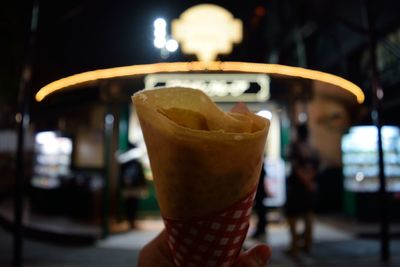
[284,123,319,256]
[251,162,269,240]
[120,156,147,229]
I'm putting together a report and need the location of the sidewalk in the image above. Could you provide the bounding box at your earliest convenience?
[0,216,399,267]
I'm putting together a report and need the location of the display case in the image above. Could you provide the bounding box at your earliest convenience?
[342,126,400,221]
[31,131,73,190]
[29,131,74,214]
[264,157,286,208]
[342,126,400,193]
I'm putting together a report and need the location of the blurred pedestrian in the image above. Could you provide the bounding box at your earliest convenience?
[284,123,319,256]
[121,157,147,229]
[251,162,269,241]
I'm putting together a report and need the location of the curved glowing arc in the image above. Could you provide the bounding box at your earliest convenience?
[35,61,365,103]
[220,62,364,103]
[35,63,192,102]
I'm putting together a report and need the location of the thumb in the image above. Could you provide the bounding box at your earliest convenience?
[235,244,271,267]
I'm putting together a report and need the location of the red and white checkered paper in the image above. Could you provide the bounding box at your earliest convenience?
[163,187,257,267]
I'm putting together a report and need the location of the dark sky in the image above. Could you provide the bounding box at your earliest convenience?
[2,0,400,109]
[35,0,183,85]
[32,0,262,89]
[1,0,266,108]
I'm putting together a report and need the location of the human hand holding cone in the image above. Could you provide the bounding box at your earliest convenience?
[132,87,269,266]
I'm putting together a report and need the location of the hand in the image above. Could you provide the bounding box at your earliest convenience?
[138,230,271,267]
[295,167,317,192]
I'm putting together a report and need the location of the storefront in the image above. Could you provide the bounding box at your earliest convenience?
[24,3,365,239]
[29,61,364,236]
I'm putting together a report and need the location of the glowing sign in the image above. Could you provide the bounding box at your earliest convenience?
[35,61,365,104]
[144,73,269,102]
[172,4,242,63]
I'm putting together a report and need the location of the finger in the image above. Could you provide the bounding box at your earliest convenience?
[138,230,175,267]
[235,244,272,267]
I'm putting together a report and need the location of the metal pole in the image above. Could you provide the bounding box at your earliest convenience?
[13,2,39,267]
[102,110,114,238]
[363,0,390,262]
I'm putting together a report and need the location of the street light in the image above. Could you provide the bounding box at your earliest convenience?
[166,39,178,52]
[153,38,166,49]
[153,18,179,57]
[154,18,166,29]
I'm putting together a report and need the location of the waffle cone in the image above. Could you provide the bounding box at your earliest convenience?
[132,87,269,220]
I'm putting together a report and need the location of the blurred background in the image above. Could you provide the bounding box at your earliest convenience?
[1,0,400,266]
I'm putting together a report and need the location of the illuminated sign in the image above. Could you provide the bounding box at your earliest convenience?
[35,61,365,104]
[144,73,269,102]
[172,4,242,63]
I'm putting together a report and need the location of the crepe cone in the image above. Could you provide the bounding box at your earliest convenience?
[132,87,269,266]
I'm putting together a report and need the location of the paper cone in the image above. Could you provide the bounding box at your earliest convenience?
[132,87,269,266]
